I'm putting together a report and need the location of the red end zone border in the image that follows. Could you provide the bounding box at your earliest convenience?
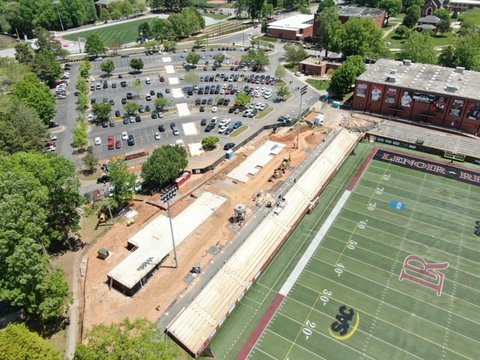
[237,294,285,360]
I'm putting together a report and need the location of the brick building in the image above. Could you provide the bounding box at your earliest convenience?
[267,14,314,41]
[353,59,480,136]
[423,0,480,15]
[313,6,387,40]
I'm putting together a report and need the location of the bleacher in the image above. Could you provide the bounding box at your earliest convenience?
[166,129,361,358]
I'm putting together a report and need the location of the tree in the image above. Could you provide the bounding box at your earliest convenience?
[236,93,252,107]
[74,318,183,360]
[275,64,287,80]
[84,152,98,173]
[34,27,69,58]
[317,6,342,58]
[277,85,291,100]
[124,102,140,115]
[438,34,480,70]
[186,52,201,66]
[241,49,269,71]
[93,103,112,122]
[101,59,115,77]
[283,43,309,65]
[400,31,437,64]
[155,98,169,109]
[13,74,56,124]
[73,119,89,150]
[142,146,188,190]
[85,34,107,57]
[138,21,152,43]
[162,40,177,52]
[402,5,421,28]
[79,61,93,79]
[31,50,62,87]
[130,58,144,72]
[439,46,457,68]
[108,160,136,210]
[329,55,366,98]
[194,38,206,48]
[0,324,62,360]
[202,136,220,151]
[151,19,175,41]
[394,25,411,39]
[378,0,402,16]
[212,54,225,66]
[434,9,451,34]
[15,42,35,64]
[262,2,274,16]
[0,96,48,155]
[458,9,480,36]
[145,40,160,54]
[316,0,335,13]
[340,18,389,59]
[132,79,143,98]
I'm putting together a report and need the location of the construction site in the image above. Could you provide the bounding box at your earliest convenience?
[79,107,375,345]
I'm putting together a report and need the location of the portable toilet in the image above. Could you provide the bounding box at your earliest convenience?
[332,101,341,109]
[314,113,324,126]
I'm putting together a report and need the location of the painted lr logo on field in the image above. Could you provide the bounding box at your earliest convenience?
[399,255,449,296]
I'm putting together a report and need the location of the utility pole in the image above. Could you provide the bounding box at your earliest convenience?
[53,0,65,32]
[296,85,308,149]
[162,185,178,268]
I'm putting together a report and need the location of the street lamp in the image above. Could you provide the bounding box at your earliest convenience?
[162,185,178,268]
[53,0,65,32]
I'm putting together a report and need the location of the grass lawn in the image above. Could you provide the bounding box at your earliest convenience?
[205,13,229,21]
[231,125,249,137]
[255,108,273,119]
[0,34,16,50]
[275,80,287,87]
[306,79,330,91]
[386,30,457,49]
[63,19,157,46]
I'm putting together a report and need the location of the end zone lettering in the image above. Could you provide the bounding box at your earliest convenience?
[374,149,480,187]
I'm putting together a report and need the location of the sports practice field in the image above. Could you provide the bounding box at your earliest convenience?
[206,144,480,360]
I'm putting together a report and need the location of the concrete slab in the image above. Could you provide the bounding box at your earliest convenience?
[172,88,184,99]
[165,65,175,74]
[176,103,190,116]
[182,122,197,135]
[169,77,179,85]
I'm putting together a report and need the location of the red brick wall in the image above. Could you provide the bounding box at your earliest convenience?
[267,28,298,40]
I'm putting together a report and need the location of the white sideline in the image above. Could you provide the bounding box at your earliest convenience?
[279,190,352,296]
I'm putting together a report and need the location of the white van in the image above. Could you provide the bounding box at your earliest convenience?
[145,77,151,84]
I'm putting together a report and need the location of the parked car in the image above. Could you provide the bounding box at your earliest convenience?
[97,175,110,184]
[233,121,243,129]
[127,134,135,146]
[158,124,165,132]
[224,142,235,150]
[94,137,102,145]
[121,131,128,140]
[115,140,122,149]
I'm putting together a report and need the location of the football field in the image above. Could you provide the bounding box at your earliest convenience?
[248,148,480,360]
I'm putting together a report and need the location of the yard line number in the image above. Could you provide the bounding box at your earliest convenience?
[303,320,317,340]
[320,289,333,306]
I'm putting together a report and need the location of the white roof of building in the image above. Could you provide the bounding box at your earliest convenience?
[227,141,285,183]
[166,129,361,357]
[357,58,480,101]
[108,192,226,290]
[267,14,314,31]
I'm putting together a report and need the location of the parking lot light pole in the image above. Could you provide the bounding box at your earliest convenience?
[53,0,65,32]
[162,186,178,268]
[296,85,308,149]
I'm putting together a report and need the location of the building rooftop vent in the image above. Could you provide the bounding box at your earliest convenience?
[389,68,397,75]
[403,59,412,66]
[386,76,396,83]
[445,84,459,92]
[455,66,465,74]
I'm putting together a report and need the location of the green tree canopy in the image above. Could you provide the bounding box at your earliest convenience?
[235,93,252,107]
[275,64,287,79]
[400,31,437,64]
[186,52,201,66]
[31,50,63,87]
[93,103,113,122]
[402,5,421,28]
[283,43,309,65]
[340,18,389,59]
[83,152,98,173]
[202,136,220,151]
[85,34,107,57]
[0,96,48,155]
[434,9,451,34]
[79,61,93,79]
[108,160,136,210]
[317,6,343,58]
[73,119,89,150]
[130,58,145,72]
[151,19,175,41]
[438,34,480,70]
[316,0,335,13]
[13,74,56,124]
[101,59,115,77]
[213,54,226,65]
[14,42,35,64]
[138,21,152,42]
[277,85,291,99]
[458,9,480,35]
[155,98,169,109]
[0,324,62,360]
[394,25,411,39]
[74,318,183,360]
[241,49,269,71]
[329,55,366,98]
[124,102,140,115]
[142,146,188,190]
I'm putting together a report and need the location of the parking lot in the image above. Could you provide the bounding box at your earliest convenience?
[87,50,284,160]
